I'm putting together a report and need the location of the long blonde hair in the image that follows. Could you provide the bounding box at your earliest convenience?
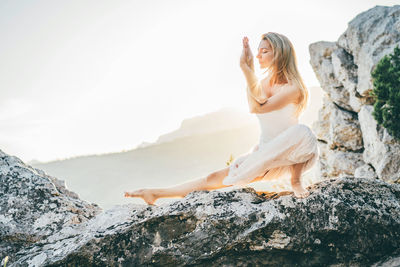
[261,32,309,118]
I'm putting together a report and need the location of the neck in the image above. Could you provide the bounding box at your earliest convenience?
[265,72,288,87]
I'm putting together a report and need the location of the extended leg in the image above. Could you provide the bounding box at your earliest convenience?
[124,167,231,205]
[290,161,310,198]
[124,166,266,205]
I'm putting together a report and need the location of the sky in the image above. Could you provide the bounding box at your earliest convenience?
[0,0,398,163]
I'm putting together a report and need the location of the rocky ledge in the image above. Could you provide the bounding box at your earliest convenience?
[0,149,399,266]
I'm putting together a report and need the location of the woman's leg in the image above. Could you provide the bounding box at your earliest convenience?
[290,161,310,198]
[124,166,266,205]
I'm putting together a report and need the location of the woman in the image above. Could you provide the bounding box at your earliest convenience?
[124,32,319,205]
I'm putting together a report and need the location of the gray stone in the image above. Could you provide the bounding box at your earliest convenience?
[312,95,363,152]
[0,149,102,265]
[358,105,400,183]
[337,5,400,96]
[309,42,353,111]
[316,142,364,179]
[0,149,398,266]
[310,5,400,182]
[354,164,378,180]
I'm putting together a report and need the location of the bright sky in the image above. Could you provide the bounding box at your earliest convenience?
[0,0,397,163]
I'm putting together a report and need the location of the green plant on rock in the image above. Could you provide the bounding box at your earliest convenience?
[226,154,234,166]
[2,256,8,267]
[369,45,400,141]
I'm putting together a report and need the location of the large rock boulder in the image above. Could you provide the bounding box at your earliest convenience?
[0,149,102,264]
[0,149,399,266]
[309,5,400,182]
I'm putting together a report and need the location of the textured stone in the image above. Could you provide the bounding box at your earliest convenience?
[0,148,399,266]
[10,175,400,267]
[354,164,378,180]
[309,5,400,182]
[309,41,353,111]
[358,105,400,183]
[0,149,102,264]
[337,5,400,96]
[312,95,363,152]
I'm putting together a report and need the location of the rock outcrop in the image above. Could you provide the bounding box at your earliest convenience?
[0,150,102,265]
[0,148,399,266]
[310,5,400,183]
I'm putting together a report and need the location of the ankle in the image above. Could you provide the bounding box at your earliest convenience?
[291,181,302,187]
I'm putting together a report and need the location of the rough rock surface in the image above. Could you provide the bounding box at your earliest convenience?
[309,5,400,183]
[0,149,102,265]
[0,149,399,266]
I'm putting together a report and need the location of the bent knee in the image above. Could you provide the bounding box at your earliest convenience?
[206,168,229,184]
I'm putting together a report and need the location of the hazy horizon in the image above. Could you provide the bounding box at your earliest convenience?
[1,0,397,163]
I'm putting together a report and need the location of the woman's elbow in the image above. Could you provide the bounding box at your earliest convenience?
[251,103,270,114]
[250,106,259,114]
[257,98,268,105]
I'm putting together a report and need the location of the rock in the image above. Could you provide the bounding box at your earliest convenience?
[371,253,400,267]
[6,174,400,267]
[312,95,363,152]
[315,142,364,179]
[0,149,102,264]
[312,96,331,143]
[309,5,400,181]
[0,149,399,266]
[354,164,378,180]
[309,42,353,111]
[358,105,400,183]
[331,46,361,112]
[337,5,400,96]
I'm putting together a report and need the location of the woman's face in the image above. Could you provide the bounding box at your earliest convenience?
[256,39,273,69]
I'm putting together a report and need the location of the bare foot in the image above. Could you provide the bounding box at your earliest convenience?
[124,189,157,205]
[292,185,310,198]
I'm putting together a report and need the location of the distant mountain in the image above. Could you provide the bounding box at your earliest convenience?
[138,107,258,148]
[26,159,42,165]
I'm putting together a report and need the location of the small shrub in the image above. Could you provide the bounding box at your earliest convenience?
[2,256,8,267]
[226,154,234,166]
[369,45,400,141]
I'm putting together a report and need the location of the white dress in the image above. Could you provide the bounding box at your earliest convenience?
[222,103,319,187]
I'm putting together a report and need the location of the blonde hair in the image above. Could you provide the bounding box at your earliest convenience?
[261,32,309,119]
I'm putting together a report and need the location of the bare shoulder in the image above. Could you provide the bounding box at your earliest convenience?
[288,83,302,105]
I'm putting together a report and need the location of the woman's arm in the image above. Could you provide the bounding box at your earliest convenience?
[246,85,267,113]
[241,64,268,104]
[251,84,301,114]
[240,36,268,104]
